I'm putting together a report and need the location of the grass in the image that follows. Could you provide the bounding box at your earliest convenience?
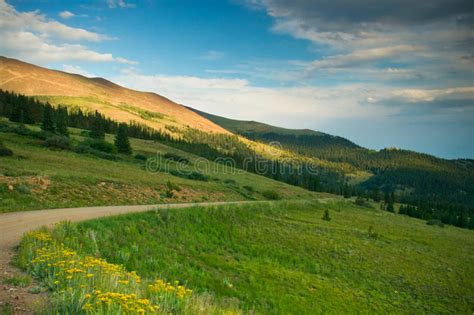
[2,274,32,287]
[0,119,319,212]
[16,230,238,314]
[42,200,474,314]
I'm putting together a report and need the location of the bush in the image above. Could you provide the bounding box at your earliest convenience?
[166,180,181,192]
[73,145,118,161]
[134,153,147,161]
[43,135,70,150]
[0,141,13,157]
[322,209,331,221]
[426,219,444,227]
[82,139,116,153]
[262,190,281,200]
[354,196,370,208]
[243,185,255,193]
[16,184,31,194]
[169,170,209,181]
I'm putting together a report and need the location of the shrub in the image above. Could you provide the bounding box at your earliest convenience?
[262,190,281,200]
[243,185,255,193]
[354,196,370,208]
[82,139,116,153]
[43,135,70,150]
[0,141,13,157]
[322,209,331,221]
[166,180,181,192]
[170,170,209,181]
[73,145,118,161]
[426,219,444,227]
[134,153,148,161]
[16,184,31,194]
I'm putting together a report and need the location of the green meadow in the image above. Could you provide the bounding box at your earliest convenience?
[0,119,316,212]
[53,200,474,314]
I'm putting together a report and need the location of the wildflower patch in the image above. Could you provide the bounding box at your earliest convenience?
[17,230,193,314]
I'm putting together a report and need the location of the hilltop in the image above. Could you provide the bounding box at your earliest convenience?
[0,56,227,134]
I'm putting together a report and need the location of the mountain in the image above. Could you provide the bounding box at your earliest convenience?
[188,107,359,152]
[0,56,228,134]
[189,108,474,208]
[1,56,473,224]
[187,107,359,150]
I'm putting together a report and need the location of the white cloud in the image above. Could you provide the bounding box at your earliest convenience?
[115,57,138,65]
[0,0,107,42]
[1,31,135,64]
[390,87,474,103]
[113,72,393,125]
[107,0,135,9]
[113,71,473,133]
[62,64,95,77]
[243,0,474,87]
[307,45,425,72]
[0,1,137,65]
[59,11,75,19]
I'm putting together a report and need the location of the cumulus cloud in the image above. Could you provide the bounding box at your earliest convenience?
[244,0,474,83]
[113,71,396,124]
[59,11,74,19]
[0,0,107,42]
[0,0,136,65]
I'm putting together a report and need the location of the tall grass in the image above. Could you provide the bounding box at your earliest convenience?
[16,227,240,314]
[46,200,474,314]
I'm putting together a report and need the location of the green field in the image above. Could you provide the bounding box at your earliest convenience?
[0,119,318,212]
[52,200,474,314]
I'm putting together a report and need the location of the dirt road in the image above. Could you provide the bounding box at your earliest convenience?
[0,201,258,313]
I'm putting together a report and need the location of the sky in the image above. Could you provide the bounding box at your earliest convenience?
[0,0,473,159]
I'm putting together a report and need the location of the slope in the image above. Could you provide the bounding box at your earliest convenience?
[0,56,228,134]
[0,118,319,213]
[190,108,474,209]
[188,106,358,150]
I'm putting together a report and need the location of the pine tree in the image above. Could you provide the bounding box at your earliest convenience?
[372,188,381,202]
[55,106,69,136]
[41,103,55,133]
[386,200,395,212]
[90,112,105,139]
[115,123,132,154]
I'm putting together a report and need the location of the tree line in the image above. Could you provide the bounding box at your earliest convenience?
[1,89,472,229]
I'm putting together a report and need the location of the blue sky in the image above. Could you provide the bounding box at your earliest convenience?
[1,0,473,158]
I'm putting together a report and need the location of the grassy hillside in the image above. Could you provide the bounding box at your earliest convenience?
[0,118,318,212]
[191,108,474,209]
[44,200,474,313]
[0,56,227,134]
[188,106,357,148]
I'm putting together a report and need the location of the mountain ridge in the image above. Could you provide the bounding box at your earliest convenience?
[0,56,229,135]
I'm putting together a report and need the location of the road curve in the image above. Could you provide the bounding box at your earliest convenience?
[0,201,259,253]
[0,201,262,312]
